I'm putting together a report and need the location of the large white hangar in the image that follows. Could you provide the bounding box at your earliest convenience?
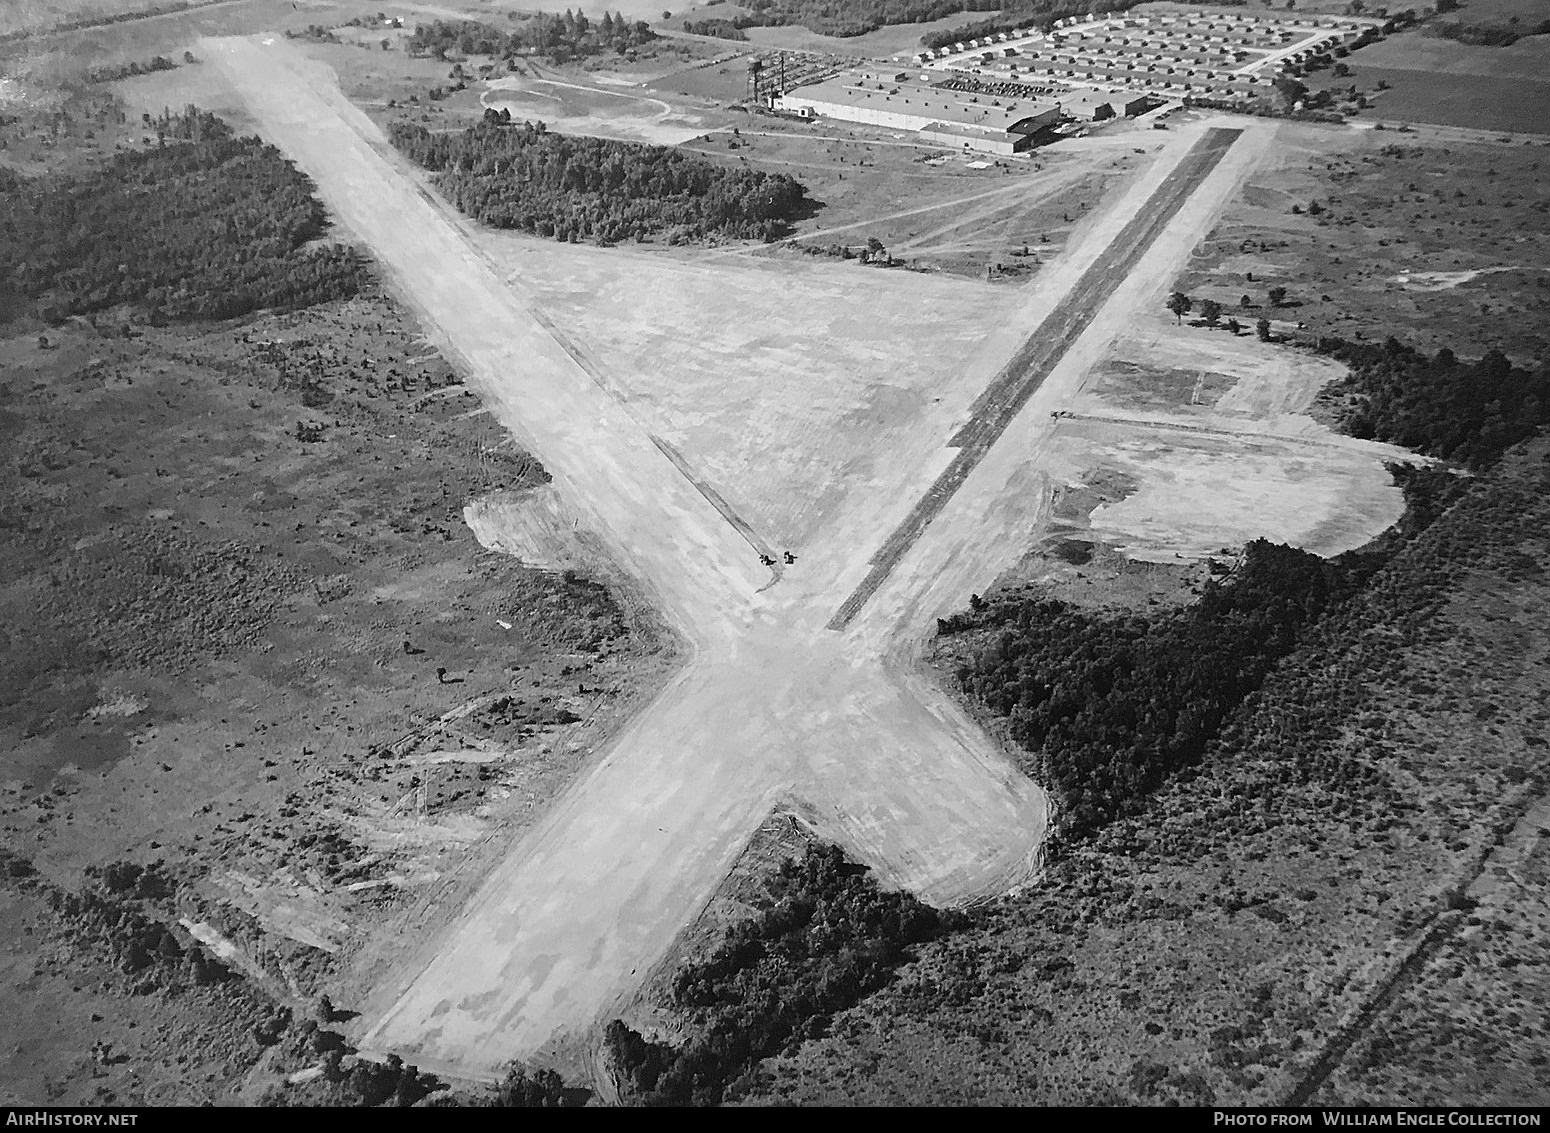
[775,70,1060,154]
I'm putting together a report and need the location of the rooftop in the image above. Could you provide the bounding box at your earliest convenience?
[783,70,1059,133]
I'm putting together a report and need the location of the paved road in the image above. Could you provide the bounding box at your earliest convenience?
[209,34,1256,1078]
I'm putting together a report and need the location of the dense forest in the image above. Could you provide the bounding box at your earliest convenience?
[0,108,367,323]
[1315,337,1549,469]
[407,13,655,63]
[605,843,943,1105]
[389,119,808,245]
[942,539,1372,842]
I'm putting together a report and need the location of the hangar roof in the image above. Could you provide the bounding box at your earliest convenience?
[783,70,1059,134]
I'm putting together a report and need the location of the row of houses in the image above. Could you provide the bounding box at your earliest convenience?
[964,55,1273,101]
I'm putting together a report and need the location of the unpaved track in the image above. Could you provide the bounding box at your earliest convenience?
[210,35,1265,1077]
[830,129,1241,630]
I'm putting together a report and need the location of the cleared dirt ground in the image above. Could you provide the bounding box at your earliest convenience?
[207,35,1050,1079]
[199,33,1431,1087]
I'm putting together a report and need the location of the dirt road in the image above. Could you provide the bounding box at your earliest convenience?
[829,129,1242,630]
[209,35,1266,1077]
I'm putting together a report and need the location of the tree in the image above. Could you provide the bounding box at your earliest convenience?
[1166,291,1193,324]
[493,1064,567,1106]
[1256,317,1272,341]
[1226,317,1242,335]
[1200,298,1223,326]
[1272,75,1309,108]
[1268,286,1288,308]
[1240,294,1253,308]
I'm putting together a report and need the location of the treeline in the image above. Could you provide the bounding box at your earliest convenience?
[942,539,1370,841]
[605,843,943,1105]
[1426,18,1550,47]
[389,119,807,245]
[407,12,654,63]
[84,55,177,84]
[0,107,368,323]
[738,0,998,39]
[1314,337,1549,470]
[919,0,1143,48]
[0,0,211,44]
[683,18,751,40]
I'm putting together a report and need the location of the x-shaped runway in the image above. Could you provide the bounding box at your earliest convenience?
[210,35,1253,1077]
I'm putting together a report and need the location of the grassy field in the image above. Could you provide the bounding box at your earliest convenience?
[0,0,378,83]
[1175,124,1550,365]
[741,10,1001,56]
[1358,67,1550,135]
[646,53,757,104]
[0,0,215,38]
[676,125,1141,277]
[1424,0,1550,22]
[0,287,676,1100]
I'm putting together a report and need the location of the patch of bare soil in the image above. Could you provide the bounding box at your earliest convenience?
[978,463,1226,618]
[0,292,670,1101]
[737,438,1550,1105]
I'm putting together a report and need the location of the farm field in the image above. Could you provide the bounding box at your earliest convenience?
[1322,7,1550,134]
[739,10,995,56]
[1358,67,1550,135]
